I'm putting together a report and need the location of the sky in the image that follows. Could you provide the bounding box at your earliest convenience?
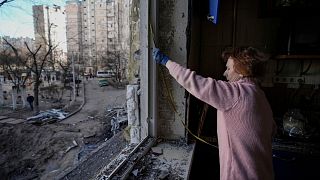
[0,0,66,38]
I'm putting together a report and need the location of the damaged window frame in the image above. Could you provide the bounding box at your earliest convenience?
[94,0,159,179]
[93,0,193,179]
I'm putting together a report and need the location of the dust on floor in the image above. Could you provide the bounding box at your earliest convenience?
[126,139,195,180]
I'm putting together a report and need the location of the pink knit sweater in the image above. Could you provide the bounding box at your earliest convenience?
[166,60,275,180]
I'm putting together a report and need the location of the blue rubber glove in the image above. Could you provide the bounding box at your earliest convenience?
[152,48,169,65]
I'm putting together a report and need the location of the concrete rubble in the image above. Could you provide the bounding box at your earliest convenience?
[125,139,194,180]
[106,106,127,135]
[95,138,194,180]
[26,109,68,124]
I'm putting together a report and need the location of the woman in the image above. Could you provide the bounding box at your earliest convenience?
[153,47,276,180]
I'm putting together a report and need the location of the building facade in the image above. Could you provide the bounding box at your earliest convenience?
[32,4,67,67]
[65,0,130,77]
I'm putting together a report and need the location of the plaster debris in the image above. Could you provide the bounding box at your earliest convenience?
[132,169,139,176]
[127,139,195,180]
[65,139,78,153]
[127,85,140,144]
[151,147,163,155]
[106,107,127,135]
[26,109,68,124]
[158,169,169,179]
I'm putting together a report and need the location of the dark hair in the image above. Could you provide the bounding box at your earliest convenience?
[222,46,269,77]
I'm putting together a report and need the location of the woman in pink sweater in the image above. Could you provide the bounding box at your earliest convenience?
[153,47,276,180]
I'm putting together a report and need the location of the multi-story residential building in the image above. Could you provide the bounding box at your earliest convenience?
[32,4,67,67]
[65,0,130,77]
[65,0,82,65]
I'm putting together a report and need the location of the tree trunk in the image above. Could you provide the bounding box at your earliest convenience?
[21,85,27,107]
[34,80,40,113]
[0,83,3,106]
[12,86,17,110]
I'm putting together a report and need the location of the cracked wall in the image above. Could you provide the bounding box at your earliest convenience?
[127,0,140,83]
[158,0,188,139]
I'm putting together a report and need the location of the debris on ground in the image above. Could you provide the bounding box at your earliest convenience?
[101,138,195,180]
[26,109,69,125]
[127,139,194,180]
[106,106,127,135]
[0,81,127,180]
[65,139,78,153]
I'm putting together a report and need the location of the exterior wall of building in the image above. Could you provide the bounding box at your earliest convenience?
[33,5,47,52]
[33,5,67,64]
[65,0,82,59]
[127,0,140,83]
[157,0,188,139]
[65,0,129,75]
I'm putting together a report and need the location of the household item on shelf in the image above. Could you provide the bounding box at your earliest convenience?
[283,109,306,137]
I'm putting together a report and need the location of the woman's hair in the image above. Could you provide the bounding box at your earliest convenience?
[222,46,269,77]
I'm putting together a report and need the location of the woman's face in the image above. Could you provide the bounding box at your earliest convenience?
[223,57,242,82]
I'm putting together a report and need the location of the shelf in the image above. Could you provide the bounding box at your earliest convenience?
[274,55,320,60]
[273,55,317,75]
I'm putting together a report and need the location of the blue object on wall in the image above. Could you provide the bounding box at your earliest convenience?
[208,0,219,24]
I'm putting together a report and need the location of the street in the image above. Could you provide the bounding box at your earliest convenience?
[62,78,126,125]
[0,78,128,179]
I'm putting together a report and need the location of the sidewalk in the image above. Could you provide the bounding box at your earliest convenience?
[0,82,85,121]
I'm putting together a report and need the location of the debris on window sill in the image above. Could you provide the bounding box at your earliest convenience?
[98,138,195,180]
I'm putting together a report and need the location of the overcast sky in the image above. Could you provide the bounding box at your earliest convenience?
[0,0,66,38]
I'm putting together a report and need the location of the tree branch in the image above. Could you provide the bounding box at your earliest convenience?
[0,0,14,7]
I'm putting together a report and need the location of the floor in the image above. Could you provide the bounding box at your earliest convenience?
[189,142,220,180]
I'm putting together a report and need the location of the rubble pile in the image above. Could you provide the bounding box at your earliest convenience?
[126,139,193,180]
[105,106,127,135]
[26,109,69,125]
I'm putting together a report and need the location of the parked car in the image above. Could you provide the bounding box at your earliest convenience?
[98,79,109,87]
[96,70,115,78]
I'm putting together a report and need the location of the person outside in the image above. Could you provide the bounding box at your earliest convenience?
[26,94,34,111]
[153,47,276,180]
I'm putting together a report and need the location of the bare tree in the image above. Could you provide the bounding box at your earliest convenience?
[0,0,14,7]
[3,38,54,112]
[0,47,30,88]
[25,43,54,113]
[1,39,31,108]
[101,50,127,82]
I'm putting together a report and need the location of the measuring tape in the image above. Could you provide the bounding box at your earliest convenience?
[149,24,218,148]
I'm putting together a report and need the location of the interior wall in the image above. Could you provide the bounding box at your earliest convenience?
[157,0,188,139]
[188,0,320,141]
[187,0,283,140]
[155,0,320,140]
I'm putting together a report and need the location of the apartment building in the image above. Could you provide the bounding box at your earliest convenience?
[65,0,130,76]
[32,5,67,66]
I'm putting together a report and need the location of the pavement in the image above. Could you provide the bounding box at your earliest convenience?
[0,78,126,128]
[61,78,126,125]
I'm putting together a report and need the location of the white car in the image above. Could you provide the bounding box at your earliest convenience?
[96,70,115,78]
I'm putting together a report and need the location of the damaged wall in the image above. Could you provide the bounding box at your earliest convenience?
[127,0,140,83]
[157,0,188,139]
